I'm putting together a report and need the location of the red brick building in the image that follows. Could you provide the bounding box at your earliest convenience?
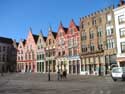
[67,19,80,74]
[17,28,38,72]
[56,22,68,72]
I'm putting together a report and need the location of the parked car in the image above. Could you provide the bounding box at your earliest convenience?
[111,67,125,81]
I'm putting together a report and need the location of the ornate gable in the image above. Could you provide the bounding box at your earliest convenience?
[37,32,46,49]
[46,27,57,48]
[68,19,79,34]
[25,28,37,51]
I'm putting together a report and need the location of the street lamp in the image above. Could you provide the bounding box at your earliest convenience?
[57,64,60,80]
[48,61,50,81]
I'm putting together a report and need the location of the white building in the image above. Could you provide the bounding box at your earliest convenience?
[114,1,125,67]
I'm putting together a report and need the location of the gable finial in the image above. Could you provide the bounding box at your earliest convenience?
[48,25,52,32]
[29,27,32,32]
[40,29,43,35]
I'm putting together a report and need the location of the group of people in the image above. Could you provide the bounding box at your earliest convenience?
[58,69,67,80]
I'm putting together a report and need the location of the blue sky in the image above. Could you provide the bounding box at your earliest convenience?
[0,0,119,42]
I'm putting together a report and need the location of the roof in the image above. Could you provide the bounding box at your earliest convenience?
[76,26,79,31]
[63,27,68,33]
[0,36,13,44]
[16,42,19,46]
[33,34,39,43]
[43,36,47,42]
[23,40,26,45]
[52,32,57,38]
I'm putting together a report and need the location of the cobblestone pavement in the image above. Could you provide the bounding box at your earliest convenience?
[0,73,125,94]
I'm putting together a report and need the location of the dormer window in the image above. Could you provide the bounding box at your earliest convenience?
[20,45,22,48]
[70,29,74,34]
[49,39,51,45]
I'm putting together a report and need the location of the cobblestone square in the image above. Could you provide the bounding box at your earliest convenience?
[0,73,125,94]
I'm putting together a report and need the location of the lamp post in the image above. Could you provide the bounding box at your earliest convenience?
[48,61,50,81]
[98,56,101,76]
[57,64,60,80]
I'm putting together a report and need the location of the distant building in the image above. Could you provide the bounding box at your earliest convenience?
[114,0,125,67]
[0,37,17,73]
[45,27,57,73]
[67,20,80,74]
[17,28,38,72]
[80,6,116,75]
[36,32,47,73]
[56,22,68,73]
[16,39,26,72]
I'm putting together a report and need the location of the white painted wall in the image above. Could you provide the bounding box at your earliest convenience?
[114,5,125,58]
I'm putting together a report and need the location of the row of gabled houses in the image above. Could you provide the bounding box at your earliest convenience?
[0,0,125,75]
[16,20,81,75]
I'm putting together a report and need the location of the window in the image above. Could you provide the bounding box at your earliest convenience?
[82,45,87,52]
[53,51,55,56]
[58,52,61,56]
[3,46,5,52]
[49,39,51,45]
[21,50,23,54]
[42,54,44,59]
[121,42,125,53]
[92,18,96,25]
[18,56,20,61]
[69,48,72,56]
[0,46,1,52]
[82,23,85,28]
[118,15,125,24]
[30,45,32,49]
[90,43,95,52]
[7,47,9,52]
[21,56,23,60]
[68,39,72,47]
[74,48,77,55]
[119,28,125,38]
[81,32,87,40]
[20,45,22,48]
[73,38,77,46]
[107,39,115,49]
[37,54,39,60]
[98,39,103,50]
[39,39,41,43]
[107,14,112,22]
[70,29,74,34]
[106,27,114,36]
[90,31,94,39]
[99,17,102,23]
[39,54,42,60]
[59,32,62,37]
[29,54,31,60]
[62,51,65,56]
[97,27,102,37]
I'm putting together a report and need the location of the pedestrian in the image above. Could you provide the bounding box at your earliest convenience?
[63,69,67,79]
[1,65,4,76]
[57,69,60,80]
[60,70,63,80]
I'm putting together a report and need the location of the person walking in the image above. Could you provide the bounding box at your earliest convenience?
[60,70,63,80]
[57,69,60,80]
